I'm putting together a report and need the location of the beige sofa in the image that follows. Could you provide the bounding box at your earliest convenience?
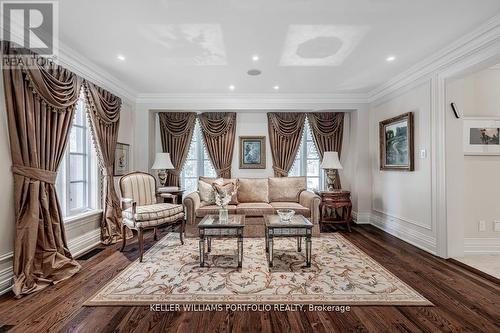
[183,176,321,237]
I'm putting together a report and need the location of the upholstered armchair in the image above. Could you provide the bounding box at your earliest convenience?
[119,171,185,262]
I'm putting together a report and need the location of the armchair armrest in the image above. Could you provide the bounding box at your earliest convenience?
[183,191,201,225]
[299,190,321,225]
[121,198,136,215]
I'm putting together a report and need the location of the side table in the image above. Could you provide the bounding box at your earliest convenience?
[315,190,352,232]
[157,188,184,204]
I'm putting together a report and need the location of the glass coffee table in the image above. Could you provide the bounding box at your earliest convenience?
[264,214,313,267]
[197,214,245,268]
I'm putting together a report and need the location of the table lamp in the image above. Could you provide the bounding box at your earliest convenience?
[320,151,343,191]
[151,152,175,186]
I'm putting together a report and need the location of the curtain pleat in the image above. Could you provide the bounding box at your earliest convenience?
[198,112,236,178]
[83,81,131,244]
[307,112,344,189]
[267,112,306,177]
[2,41,82,297]
[158,112,197,186]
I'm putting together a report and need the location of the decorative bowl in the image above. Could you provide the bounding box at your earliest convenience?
[277,209,295,222]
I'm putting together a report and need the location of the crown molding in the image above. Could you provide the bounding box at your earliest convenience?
[56,41,137,105]
[368,13,500,102]
[135,92,370,109]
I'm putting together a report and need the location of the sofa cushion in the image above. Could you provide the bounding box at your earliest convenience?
[195,205,237,217]
[123,212,184,228]
[123,203,184,221]
[268,176,306,203]
[236,202,273,216]
[237,178,269,203]
[200,177,238,204]
[270,202,310,217]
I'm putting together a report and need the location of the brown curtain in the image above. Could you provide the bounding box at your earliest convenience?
[2,42,82,297]
[198,112,237,178]
[83,81,131,244]
[158,112,197,186]
[307,112,344,189]
[267,112,306,177]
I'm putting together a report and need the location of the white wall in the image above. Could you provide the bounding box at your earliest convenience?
[446,68,500,254]
[369,80,437,253]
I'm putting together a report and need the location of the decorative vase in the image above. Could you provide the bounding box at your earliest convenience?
[219,206,228,223]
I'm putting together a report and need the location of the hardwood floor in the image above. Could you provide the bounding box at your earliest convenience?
[0,225,498,333]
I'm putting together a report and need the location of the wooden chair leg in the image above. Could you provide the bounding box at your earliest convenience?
[153,227,158,241]
[120,224,127,252]
[138,228,144,262]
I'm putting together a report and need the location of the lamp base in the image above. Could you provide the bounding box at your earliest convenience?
[325,169,339,191]
[157,170,167,186]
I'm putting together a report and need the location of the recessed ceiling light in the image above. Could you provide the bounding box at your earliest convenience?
[252,55,259,61]
[273,85,280,90]
[386,55,396,62]
[228,85,235,91]
[117,54,126,61]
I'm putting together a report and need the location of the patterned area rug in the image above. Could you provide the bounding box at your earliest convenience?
[86,233,431,306]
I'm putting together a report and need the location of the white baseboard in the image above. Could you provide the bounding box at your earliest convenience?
[352,211,371,224]
[0,228,101,296]
[68,228,102,257]
[464,238,500,254]
[369,212,437,255]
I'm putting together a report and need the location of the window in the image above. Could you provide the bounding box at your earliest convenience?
[180,120,216,194]
[289,120,324,190]
[56,97,99,217]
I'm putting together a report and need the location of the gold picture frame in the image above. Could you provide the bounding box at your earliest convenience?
[379,112,414,171]
[239,136,266,169]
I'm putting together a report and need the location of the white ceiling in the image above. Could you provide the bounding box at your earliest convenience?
[59,0,500,95]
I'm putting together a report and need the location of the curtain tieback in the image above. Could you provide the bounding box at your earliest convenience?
[12,164,57,184]
[216,165,231,175]
[272,165,288,177]
[102,166,113,177]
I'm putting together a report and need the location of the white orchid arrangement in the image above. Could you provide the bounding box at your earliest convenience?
[212,182,238,208]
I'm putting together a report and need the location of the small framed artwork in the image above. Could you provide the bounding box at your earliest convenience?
[239,136,266,169]
[379,112,414,171]
[463,118,500,155]
[114,142,130,176]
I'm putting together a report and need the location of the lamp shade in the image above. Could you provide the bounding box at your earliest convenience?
[320,151,343,170]
[151,153,175,170]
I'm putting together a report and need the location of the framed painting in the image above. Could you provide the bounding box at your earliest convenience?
[239,136,266,169]
[379,112,414,171]
[463,118,500,155]
[114,142,130,176]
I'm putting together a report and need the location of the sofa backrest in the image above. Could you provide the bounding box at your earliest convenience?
[268,176,306,203]
[237,178,269,203]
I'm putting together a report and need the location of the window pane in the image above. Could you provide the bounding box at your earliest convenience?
[182,160,197,178]
[307,141,318,159]
[70,154,86,181]
[73,103,85,126]
[69,182,86,210]
[184,178,197,194]
[307,160,319,177]
[204,161,216,177]
[69,127,85,153]
[307,177,319,190]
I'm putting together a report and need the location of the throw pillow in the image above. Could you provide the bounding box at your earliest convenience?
[198,178,223,205]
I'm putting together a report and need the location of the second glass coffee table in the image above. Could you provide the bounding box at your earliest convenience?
[197,214,245,268]
[264,214,313,267]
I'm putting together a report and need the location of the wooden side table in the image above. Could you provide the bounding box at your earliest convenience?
[157,189,184,204]
[315,190,352,232]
